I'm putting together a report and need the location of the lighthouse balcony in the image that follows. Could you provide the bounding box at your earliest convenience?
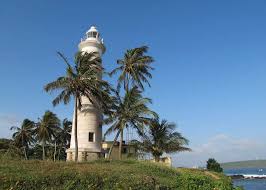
[80,36,104,45]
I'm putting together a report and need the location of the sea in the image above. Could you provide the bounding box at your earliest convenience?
[224,168,266,190]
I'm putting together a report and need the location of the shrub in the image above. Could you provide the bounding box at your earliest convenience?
[207,158,223,173]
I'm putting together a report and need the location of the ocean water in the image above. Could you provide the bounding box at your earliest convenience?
[224,168,266,190]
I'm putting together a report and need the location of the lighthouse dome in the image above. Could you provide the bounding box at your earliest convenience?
[85,26,100,39]
[87,26,98,33]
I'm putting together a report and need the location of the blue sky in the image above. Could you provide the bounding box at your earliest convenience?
[0,0,266,166]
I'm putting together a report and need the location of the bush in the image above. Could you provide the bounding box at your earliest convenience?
[207,158,223,173]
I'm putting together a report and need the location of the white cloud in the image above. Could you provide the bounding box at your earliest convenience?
[171,134,266,168]
[0,114,22,138]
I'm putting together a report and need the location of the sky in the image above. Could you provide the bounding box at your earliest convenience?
[0,0,266,167]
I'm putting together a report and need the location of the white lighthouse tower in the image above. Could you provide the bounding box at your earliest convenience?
[66,26,105,161]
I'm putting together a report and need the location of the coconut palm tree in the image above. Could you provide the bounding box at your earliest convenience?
[10,119,35,160]
[35,111,60,160]
[104,87,157,160]
[133,118,191,162]
[44,51,111,162]
[110,46,154,91]
[55,118,72,160]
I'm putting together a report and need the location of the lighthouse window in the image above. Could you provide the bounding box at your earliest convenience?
[123,148,127,154]
[88,32,98,38]
[88,132,94,142]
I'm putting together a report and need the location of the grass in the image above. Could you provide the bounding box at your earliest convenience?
[0,157,239,190]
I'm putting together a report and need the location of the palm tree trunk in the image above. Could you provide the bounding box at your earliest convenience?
[58,147,60,161]
[22,135,27,160]
[53,141,57,162]
[107,130,120,160]
[23,146,28,160]
[42,140,45,160]
[74,96,78,162]
[119,129,124,160]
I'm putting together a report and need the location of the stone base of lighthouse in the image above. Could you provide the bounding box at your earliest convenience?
[66,148,102,162]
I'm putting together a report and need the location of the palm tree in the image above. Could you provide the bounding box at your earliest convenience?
[35,111,60,160]
[10,119,35,160]
[104,87,157,160]
[44,51,111,162]
[52,126,61,161]
[134,118,191,162]
[110,46,154,91]
[56,119,72,160]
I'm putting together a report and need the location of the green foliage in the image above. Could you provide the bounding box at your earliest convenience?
[175,168,243,190]
[0,138,23,159]
[104,87,157,159]
[35,111,60,144]
[207,158,223,173]
[0,158,238,190]
[106,46,156,160]
[110,45,154,91]
[133,118,191,161]
[0,138,13,150]
[8,115,71,161]
[10,119,35,159]
[44,51,112,113]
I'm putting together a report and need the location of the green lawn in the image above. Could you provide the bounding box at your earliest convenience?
[0,158,239,190]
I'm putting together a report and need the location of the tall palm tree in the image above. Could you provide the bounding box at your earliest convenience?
[35,111,60,160]
[56,118,72,160]
[44,51,111,162]
[10,119,35,160]
[52,126,61,161]
[110,46,154,91]
[134,118,191,162]
[104,87,157,160]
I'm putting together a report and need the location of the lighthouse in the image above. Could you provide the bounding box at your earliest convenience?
[66,26,105,161]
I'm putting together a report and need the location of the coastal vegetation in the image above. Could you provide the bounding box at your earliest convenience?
[104,86,157,160]
[35,110,60,160]
[105,46,156,159]
[10,119,35,160]
[207,158,223,173]
[0,158,240,190]
[131,117,191,162]
[2,110,71,161]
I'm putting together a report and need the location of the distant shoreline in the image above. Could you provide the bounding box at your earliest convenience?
[221,160,266,169]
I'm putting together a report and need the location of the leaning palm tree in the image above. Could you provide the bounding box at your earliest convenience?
[10,119,35,160]
[35,111,60,160]
[104,87,157,160]
[134,118,191,162]
[44,51,111,162]
[110,46,154,91]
